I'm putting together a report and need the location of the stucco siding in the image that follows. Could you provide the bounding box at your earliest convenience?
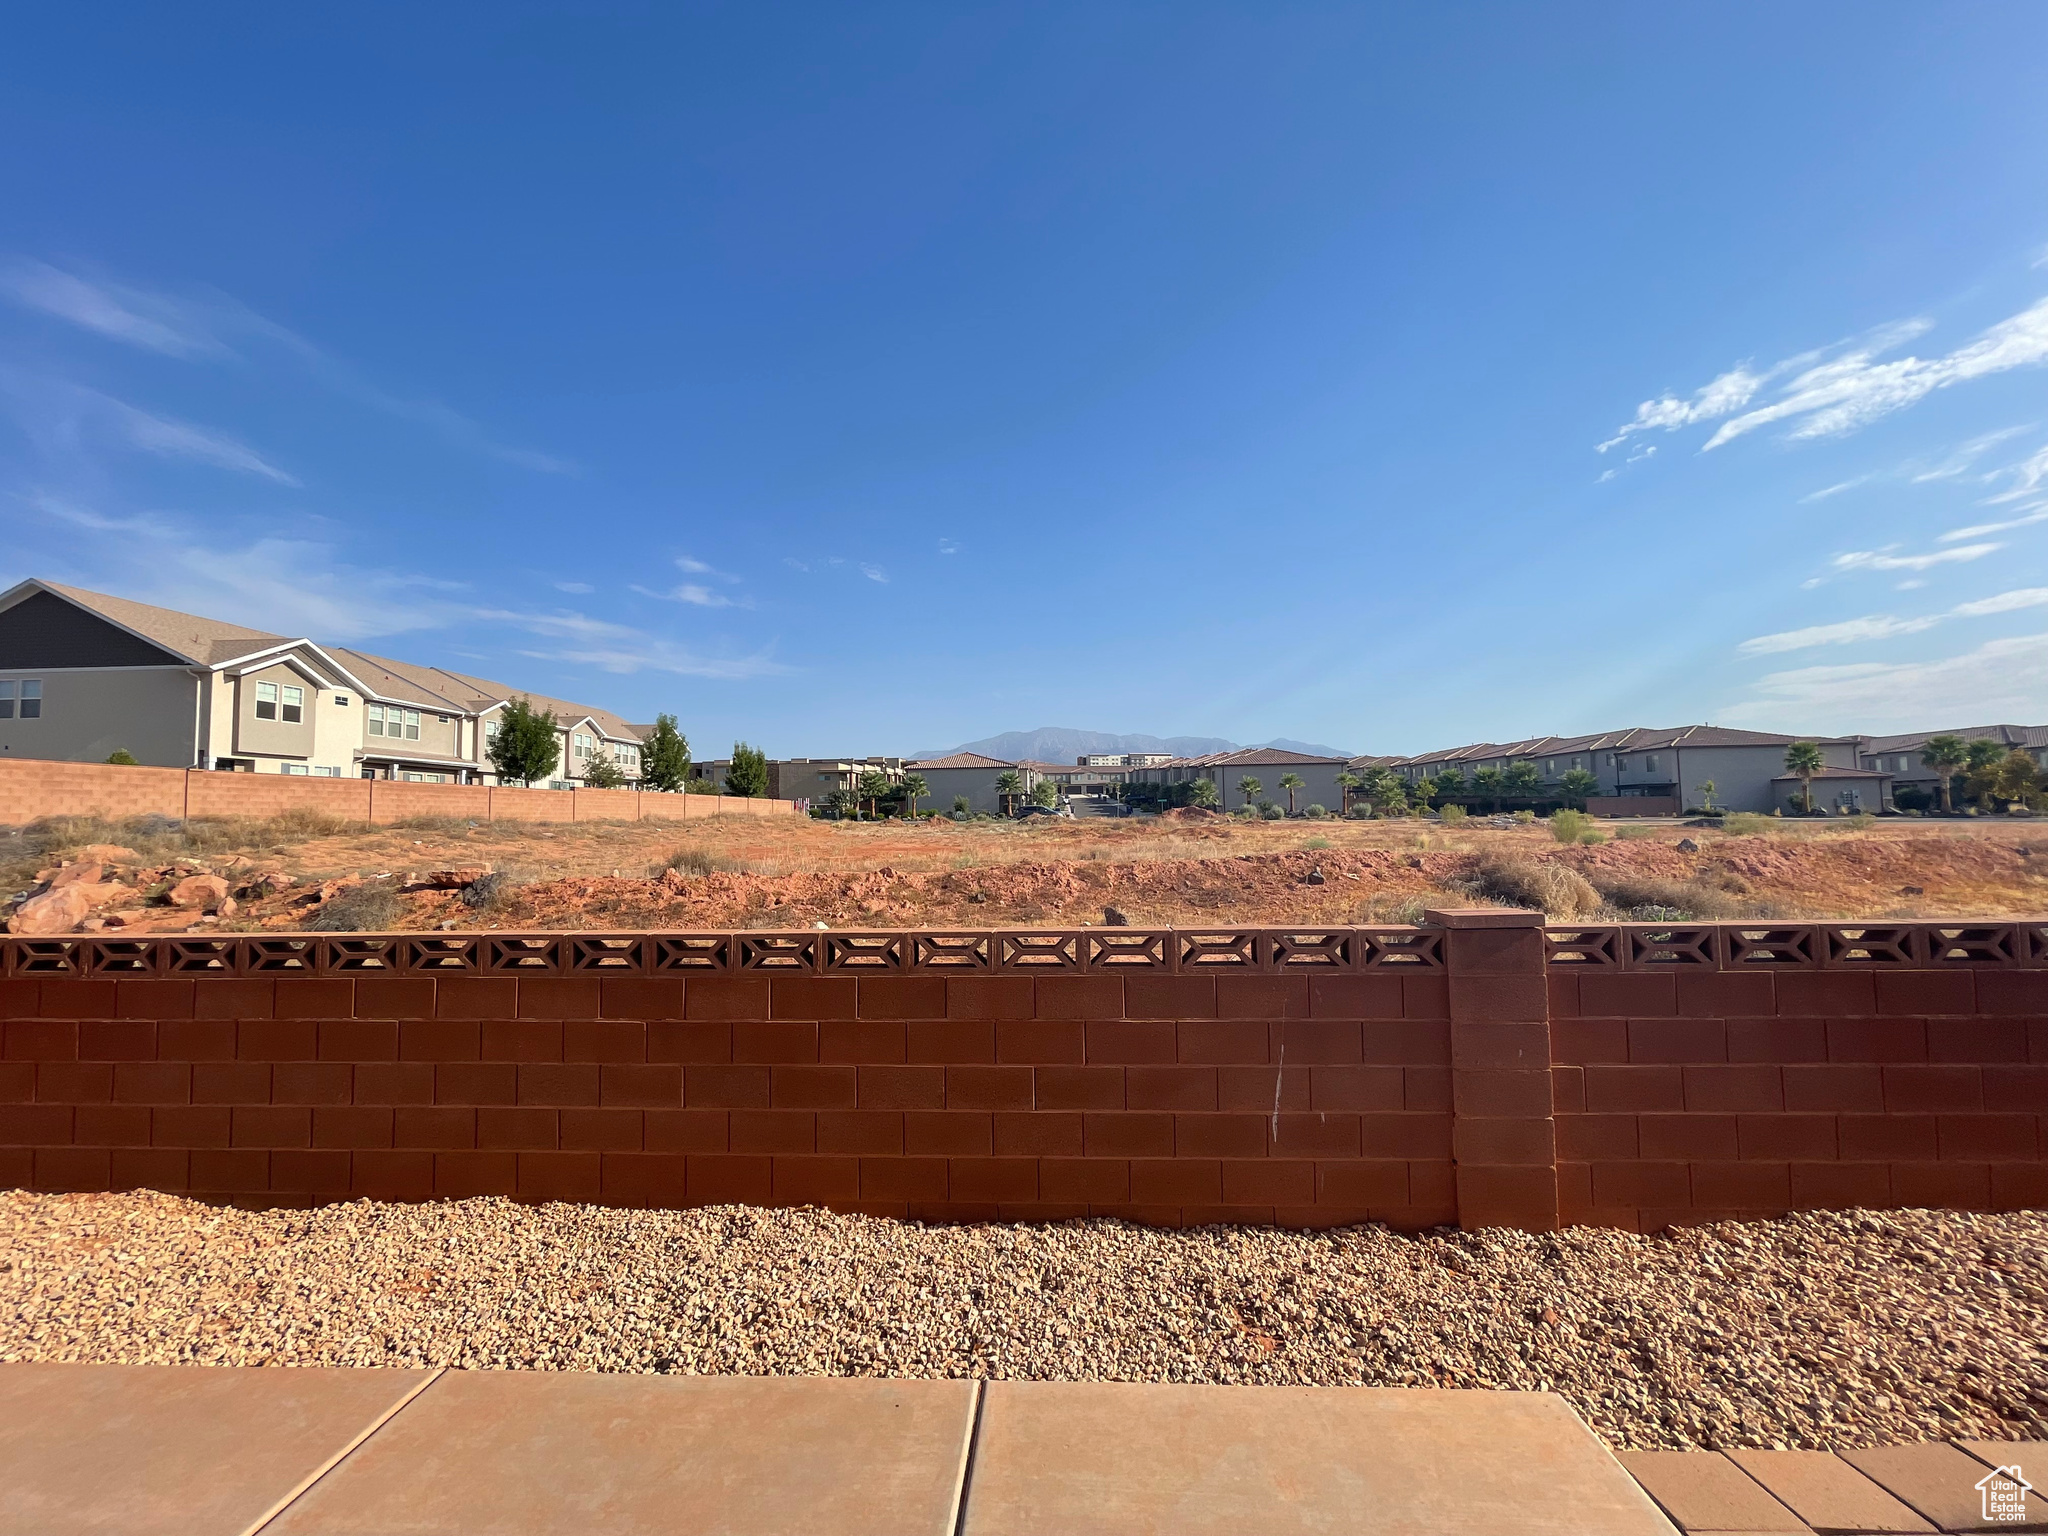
[0,667,198,768]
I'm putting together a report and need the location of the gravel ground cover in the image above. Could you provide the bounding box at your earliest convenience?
[2,1192,2043,1452]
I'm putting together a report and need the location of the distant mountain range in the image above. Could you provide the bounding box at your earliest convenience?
[909,727,1357,763]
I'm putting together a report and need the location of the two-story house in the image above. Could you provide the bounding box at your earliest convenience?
[0,579,645,786]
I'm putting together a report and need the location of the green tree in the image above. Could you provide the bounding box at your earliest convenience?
[105,748,139,766]
[1334,772,1360,817]
[1278,772,1305,815]
[1921,735,1969,813]
[1432,767,1466,799]
[1031,778,1059,808]
[1963,737,2006,809]
[582,754,627,789]
[951,794,971,815]
[1186,776,1220,809]
[1472,766,1505,812]
[1698,778,1718,813]
[855,767,893,819]
[1784,741,1825,813]
[993,769,1024,815]
[1359,766,1407,816]
[1558,767,1598,808]
[900,772,929,818]
[640,714,691,792]
[1237,775,1264,810]
[1502,760,1541,799]
[487,696,561,785]
[1993,749,2040,809]
[725,741,769,798]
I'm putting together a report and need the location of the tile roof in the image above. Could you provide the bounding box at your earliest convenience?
[907,752,1016,770]
[33,580,292,666]
[1388,725,1859,767]
[1861,723,2048,752]
[1770,765,1891,780]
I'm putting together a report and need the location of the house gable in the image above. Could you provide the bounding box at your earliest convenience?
[0,589,189,669]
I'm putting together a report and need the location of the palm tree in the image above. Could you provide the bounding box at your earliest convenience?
[1334,772,1360,818]
[1187,777,1220,809]
[900,772,929,819]
[1558,767,1597,809]
[1921,735,1968,813]
[1472,766,1505,813]
[1698,779,1718,813]
[1278,772,1305,816]
[1502,761,1540,801]
[1237,775,1264,811]
[855,767,892,820]
[993,769,1024,816]
[1784,741,1825,814]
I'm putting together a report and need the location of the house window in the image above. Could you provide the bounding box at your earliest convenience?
[1645,755,1660,774]
[313,765,339,777]
[368,704,385,736]
[371,705,420,739]
[281,763,309,775]
[255,681,278,720]
[0,679,37,719]
[282,685,304,724]
[437,714,450,724]
[333,694,350,706]
[403,709,419,740]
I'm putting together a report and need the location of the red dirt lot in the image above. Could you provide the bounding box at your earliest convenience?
[7,807,2043,934]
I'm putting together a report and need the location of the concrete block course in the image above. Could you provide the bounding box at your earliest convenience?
[3,917,2046,1232]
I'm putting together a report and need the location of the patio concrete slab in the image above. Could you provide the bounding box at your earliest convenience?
[1725,1450,1935,1535]
[1841,1442,2048,1533]
[0,1361,431,1536]
[958,1381,1677,1536]
[1619,1450,1812,1533]
[262,1369,977,1536]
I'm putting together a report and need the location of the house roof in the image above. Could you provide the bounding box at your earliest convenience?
[27,580,294,666]
[1862,723,2048,752]
[1770,766,1891,780]
[1390,725,1859,768]
[908,752,1015,770]
[1155,747,1348,769]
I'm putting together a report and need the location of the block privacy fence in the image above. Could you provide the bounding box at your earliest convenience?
[0,756,796,827]
[1,912,2042,1231]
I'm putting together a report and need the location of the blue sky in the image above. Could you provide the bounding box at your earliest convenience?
[3,4,2047,758]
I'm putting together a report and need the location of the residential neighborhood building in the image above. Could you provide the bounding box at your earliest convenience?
[1374,726,1867,815]
[1859,725,2048,803]
[767,757,907,806]
[903,752,1040,815]
[1130,747,1352,813]
[0,579,646,786]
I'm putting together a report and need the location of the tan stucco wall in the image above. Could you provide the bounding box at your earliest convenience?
[232,661,321,761]
[0,667,199,768]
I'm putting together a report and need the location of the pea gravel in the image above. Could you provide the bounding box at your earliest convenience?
[2,1191,2043,1452]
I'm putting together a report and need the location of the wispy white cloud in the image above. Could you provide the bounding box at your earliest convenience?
[1831,542,2001,574]
[1939,506,2048,543]
[859,562,888,583]
[0,258,224,357]
[1736,615,1941,656]
[554,581,595,594]
[485,608,787,679]
[1599,297,2048,454]
[0,257,571,474]
[1737,585,2048,655]
[1,375,297,483]
[1952,586,2048,617]
[1984,442,2048,504]
[938,538,960,556]
[1908,425,2034,482]
[1799,476,1873,503]
[631,582,742,608]
[1724,631,2048,732]
[674,556,714,574]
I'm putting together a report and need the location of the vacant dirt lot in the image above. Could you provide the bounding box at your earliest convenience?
[5,808,2045,933]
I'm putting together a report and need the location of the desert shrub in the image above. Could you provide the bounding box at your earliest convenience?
[1304,836,1332,850]
[1458,852,1602,918]
[1304,804,1329,819]
[1721,813,1771,836]
[1583,870,1743,921]
[460,871,520,910]
[1615,825,1657,840]
[1438,805,1468,825]
[105,748,139,765]
[305,880,404,931]
[390,815,483,835]
[1259,805,1284,820]
[1549,809,1593,843]
[1512,810,1535,825]
[659,846,749,878]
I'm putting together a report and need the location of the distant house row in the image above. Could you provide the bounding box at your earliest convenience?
[0,580,647,787]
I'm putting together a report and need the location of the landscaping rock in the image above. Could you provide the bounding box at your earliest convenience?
[45,862,105,891]
[1302,866,1326,885]
[1676,839,1699,854]
[72,844,142,865]
[9,884,99,935]
[1102,905,1131,926]
[167,874,232,911]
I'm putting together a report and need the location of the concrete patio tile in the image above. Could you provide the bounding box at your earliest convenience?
[1724,1450,1936,1535]
[264,1369,977,1536]
[959,1381,1678,1536]
[1619,1450,1813,1533]
[0,1361,432,1536]
[1841,1442,2048,1532]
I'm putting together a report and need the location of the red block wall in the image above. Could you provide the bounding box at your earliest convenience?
[0,967,1456,1229]
[1550,967,2048,1230]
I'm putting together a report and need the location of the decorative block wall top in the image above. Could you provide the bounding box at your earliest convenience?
[3,920,2043,980]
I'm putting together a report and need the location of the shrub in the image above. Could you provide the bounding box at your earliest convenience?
[305,880,404,931]
[952,796,971,814]
[1439,804,1468,825]
[1583,869,1743,921]
[1259,805,1284,820]
[1304,836,1332,850]
[105,748,139,766]
[1459,852,1602,918]
[1549,809,1594,843]
[1303,804,1329,819]
[1721,813,1771,836]
[661,846,743,877]
[582,755,628,790]
[1512,809,1535,824]
[1615,825,1657,840]
[460,871,520,910]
